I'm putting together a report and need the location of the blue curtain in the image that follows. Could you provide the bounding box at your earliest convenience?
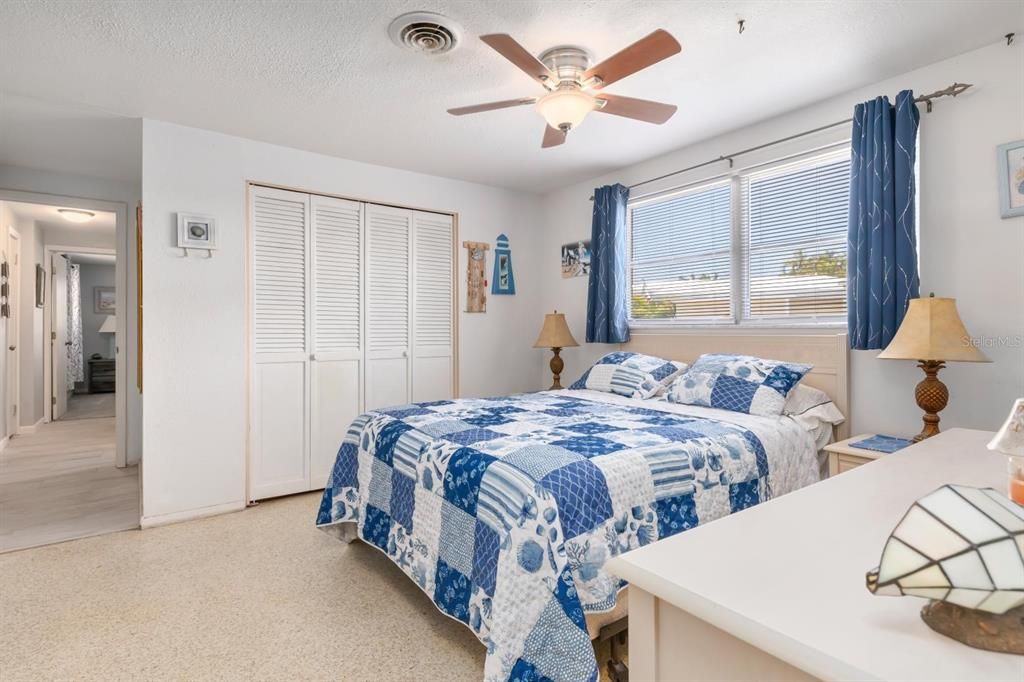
[847,90,920,350]
[586,184,631,343]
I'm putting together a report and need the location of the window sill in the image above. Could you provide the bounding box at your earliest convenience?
[628,320,847,334]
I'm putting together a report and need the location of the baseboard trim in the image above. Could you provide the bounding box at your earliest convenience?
[140,500,246,529]
[17,418,45,435]
[0,436,8,452]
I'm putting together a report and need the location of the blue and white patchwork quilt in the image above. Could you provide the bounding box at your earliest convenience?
[316,390,819,682]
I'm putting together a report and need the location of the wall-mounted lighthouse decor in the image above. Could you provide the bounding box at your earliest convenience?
[491,233,516,295]
[463,240,489,313]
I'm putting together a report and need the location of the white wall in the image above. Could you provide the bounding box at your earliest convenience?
[0,164,141,462]
[140,120,544,523]
[76,262,116,362]
[538,40,1024,438]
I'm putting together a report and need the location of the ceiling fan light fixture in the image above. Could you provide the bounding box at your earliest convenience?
[536,87,595,132]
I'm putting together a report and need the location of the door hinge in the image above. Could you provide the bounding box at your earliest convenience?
[12,404,16,416]
[51,331,56,340]
[51,396,56,405]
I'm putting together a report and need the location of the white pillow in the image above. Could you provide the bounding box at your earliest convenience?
[784,384,846,438]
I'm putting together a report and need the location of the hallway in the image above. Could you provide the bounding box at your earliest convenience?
[0,417,138,552]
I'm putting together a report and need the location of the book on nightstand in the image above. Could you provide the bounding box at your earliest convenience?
[849,434,913,454]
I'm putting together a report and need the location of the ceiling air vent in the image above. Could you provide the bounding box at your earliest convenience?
[387,11,462,55]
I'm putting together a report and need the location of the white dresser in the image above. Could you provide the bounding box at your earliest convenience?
[607,429,1024,682]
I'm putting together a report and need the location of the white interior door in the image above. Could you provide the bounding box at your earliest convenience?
[7,229,20,432]
[365,204,412,411]
[250,187,310,499]
[309,195,363,488]
[412,211,454,403]
[51,255,68,420]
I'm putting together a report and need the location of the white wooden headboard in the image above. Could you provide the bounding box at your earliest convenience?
[621,333,850,440]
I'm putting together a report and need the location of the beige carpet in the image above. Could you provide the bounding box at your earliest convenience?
[0,492,486,681]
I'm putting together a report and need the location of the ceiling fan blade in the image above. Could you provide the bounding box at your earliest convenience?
[447,98,537,116]
[542,125,566,148]
[480,34,557,87]
[594,94,677,124]
[583,29,681,88]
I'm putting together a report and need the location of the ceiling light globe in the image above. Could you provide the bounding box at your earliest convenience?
[536,87,595,132]
[58,209,95,223]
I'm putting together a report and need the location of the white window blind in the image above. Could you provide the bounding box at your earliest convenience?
[629,181,732,322]
[741,149,849,321]
[628,145,850,327]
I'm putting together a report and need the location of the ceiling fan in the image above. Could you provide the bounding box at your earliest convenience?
[448,30,681,148]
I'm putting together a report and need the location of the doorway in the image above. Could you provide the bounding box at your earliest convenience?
[0,197,136,552]
[51,252,118,423]
[6,226,20,438]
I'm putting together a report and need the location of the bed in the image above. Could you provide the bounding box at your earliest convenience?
[316,334,848,682]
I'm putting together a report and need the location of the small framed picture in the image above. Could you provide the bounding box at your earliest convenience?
[561,240,591,278]
[35,264,45,308]
[94,286,116,314]
[177,213,217,250]
[997,140,1024,219]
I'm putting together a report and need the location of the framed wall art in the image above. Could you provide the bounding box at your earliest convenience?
[94,286,116,314]
[35,263,45,308]
[561,239,591,279]
[177,213,217,253]
[997,140,1024,219]
[491,233,516,295]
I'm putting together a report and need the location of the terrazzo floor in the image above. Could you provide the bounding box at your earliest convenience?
[0,492,485,681]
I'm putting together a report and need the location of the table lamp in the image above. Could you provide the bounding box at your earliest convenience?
[98,314,116,358]
[877,295,989,441]
[533,311,578,390]
[988,399,1024,504]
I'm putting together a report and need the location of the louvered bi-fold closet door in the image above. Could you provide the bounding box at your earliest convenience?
[365,204,412,411]
[412,211,454,402]
[309,195,363,487]
[250,187,310,500]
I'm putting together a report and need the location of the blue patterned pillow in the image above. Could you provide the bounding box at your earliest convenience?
[569,352,688,399]
[667,353,812,416]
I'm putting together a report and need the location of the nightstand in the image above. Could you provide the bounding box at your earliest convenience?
[88,358,116,393]
[825,434,892,476]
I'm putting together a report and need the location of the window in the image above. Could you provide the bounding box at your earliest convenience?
[628,146,850,326]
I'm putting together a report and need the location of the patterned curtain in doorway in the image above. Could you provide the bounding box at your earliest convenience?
[67,263,84,385]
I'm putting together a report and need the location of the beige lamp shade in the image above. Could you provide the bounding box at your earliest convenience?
[988,398,1024,456]
[98,315,116,334]
[877,297,989,362]
[534,311,578,349]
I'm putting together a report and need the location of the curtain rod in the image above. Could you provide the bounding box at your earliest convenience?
[589,82,972,201]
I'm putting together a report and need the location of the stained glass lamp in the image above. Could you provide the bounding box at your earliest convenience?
[866,484,1024,653]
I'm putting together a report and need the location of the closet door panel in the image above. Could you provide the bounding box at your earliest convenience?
[310,359,360,487]
[252,360,308,499]
[309,196,363,488]
[366,204,412,411]
[412,357,452,403]
[413,212,454,402]
[251,187,310,498]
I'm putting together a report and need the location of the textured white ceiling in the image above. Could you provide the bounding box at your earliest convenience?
[0,1,1019,193]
